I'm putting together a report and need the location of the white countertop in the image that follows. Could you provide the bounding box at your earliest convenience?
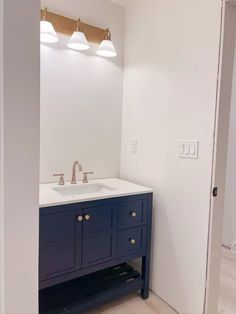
[40,178,153,208]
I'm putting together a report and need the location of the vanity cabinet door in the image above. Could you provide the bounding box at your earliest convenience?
[81,202,117,267]
[82,204,116,237]
[40,239,79,281]
[39,207,83,282]
[82,233,116,267]
[40,210,76,247]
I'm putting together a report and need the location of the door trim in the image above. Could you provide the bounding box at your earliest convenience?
[0,0,5,312]
[205,1,236,312]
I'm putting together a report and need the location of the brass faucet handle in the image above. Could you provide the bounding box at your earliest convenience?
[83,172,94,184]
[53,174,65,186]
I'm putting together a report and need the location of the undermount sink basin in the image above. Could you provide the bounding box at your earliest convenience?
[52,183,114,197]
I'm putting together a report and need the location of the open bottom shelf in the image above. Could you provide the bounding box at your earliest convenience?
[40,263,143,314]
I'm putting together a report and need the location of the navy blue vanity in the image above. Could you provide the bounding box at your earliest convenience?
[39,192,153,314]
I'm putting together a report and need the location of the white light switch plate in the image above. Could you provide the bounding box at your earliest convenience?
[178,140,199,159]
[130,138,137,153]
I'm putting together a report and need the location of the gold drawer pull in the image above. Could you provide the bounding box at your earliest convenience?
[77,215,83,222]
[130,238,136,245]
[130,211,137,218]
[84,214,91,221]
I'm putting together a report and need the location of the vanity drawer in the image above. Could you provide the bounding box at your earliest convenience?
[118,199,147,230]
[117,226,147,257]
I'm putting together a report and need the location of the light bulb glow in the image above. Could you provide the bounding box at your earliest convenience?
[67,31,90,51]
[40,20,58,43]
[96,40,117,58]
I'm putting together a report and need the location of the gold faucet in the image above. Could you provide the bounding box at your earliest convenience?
[71,161,83,184]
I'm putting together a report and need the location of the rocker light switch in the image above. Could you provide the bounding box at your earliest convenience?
[130,138,137,153]
[178,141,199,159]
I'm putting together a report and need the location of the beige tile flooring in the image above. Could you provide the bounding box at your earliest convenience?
[88,247,236,314]
[218,247,236,314]
[89,292,176,314]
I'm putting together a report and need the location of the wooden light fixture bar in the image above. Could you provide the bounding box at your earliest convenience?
[41,9,106,43]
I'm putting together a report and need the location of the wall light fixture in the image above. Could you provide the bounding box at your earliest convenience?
[40,9,117,58]
[40,7,58,44]
[96,29,117,58]
[67,19,90,51]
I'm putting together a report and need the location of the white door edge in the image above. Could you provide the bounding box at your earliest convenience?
[204,1,236,313]
[0,0,5,312]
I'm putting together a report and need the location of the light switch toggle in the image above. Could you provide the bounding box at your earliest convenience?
[178,141,199,159]
[130,138,137,153]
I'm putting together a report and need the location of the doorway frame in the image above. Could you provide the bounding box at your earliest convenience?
[0,0,4,312]
[0,1,235,313]
[0,1,40,313]
[205,1,236,313]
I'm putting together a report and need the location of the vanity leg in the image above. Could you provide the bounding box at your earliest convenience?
[141,255,150,300]
[141,193,153,300]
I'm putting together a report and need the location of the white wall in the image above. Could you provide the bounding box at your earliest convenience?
[0,0,4,311]
[40,0,124,183]
[223,28,236,248]
[2,0,40,313]
[120,0,221,313]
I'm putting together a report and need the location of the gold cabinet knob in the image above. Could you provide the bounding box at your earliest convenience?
[84,214,91,221]
[77,215,83,222]
[130,211,137,218]
[130,238,136,245]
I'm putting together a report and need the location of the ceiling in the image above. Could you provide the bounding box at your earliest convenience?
[109,0,134,7]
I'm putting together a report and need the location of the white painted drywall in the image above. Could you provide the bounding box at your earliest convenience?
[223,25,236,248]
[40,0,124,183]
[120,0,221,313]
[2,0,40,313]
[0,0,4,312]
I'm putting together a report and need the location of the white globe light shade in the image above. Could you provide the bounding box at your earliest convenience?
[96,40,117,58]
[40,20,58,43]
[67,31,90,51]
